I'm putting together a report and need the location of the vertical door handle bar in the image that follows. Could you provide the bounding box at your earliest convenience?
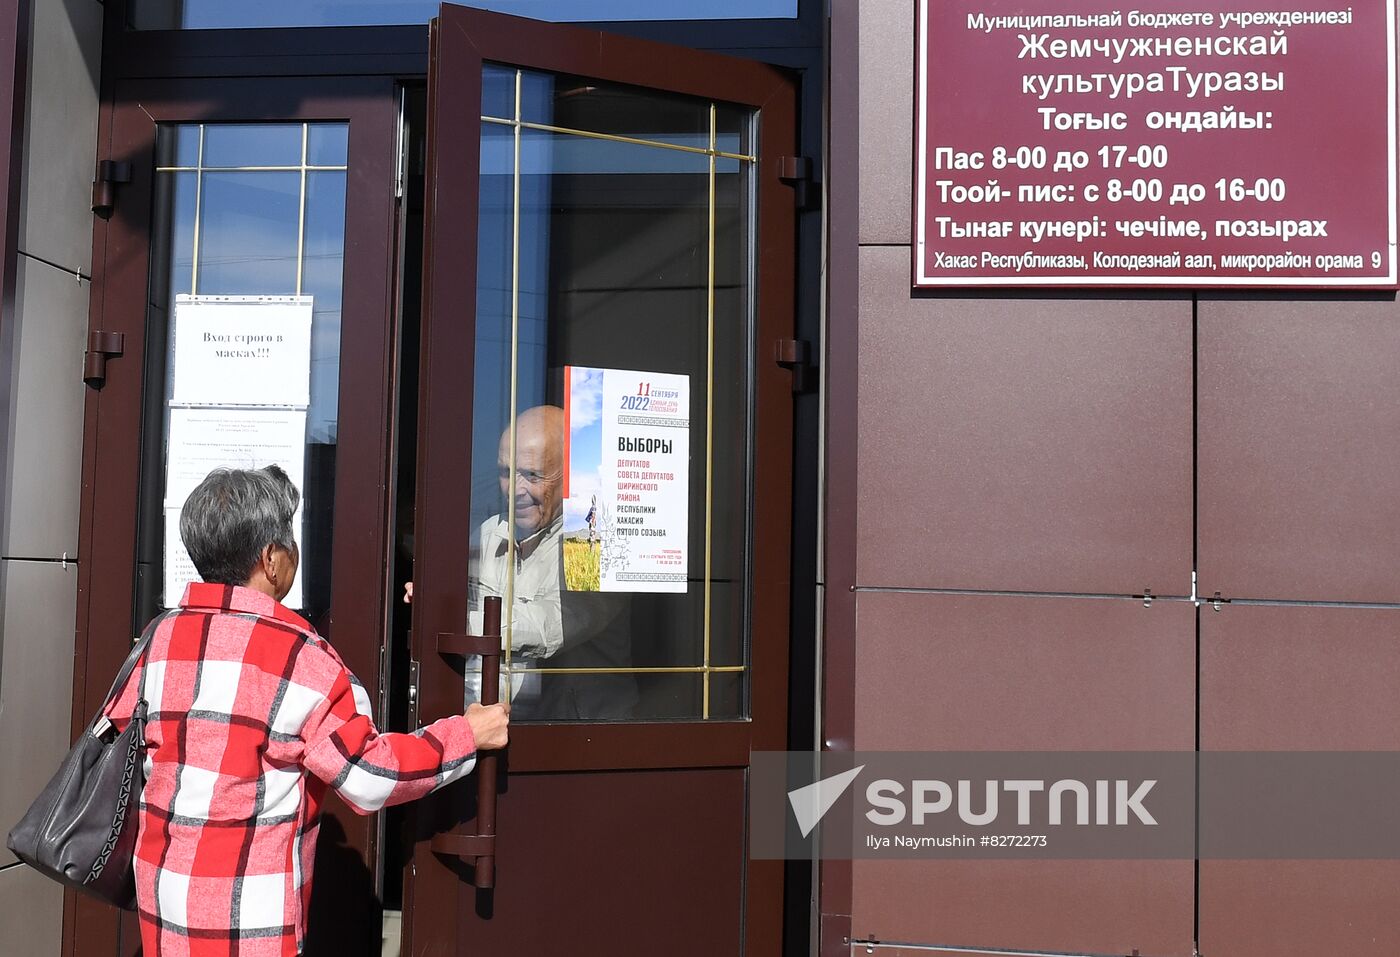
[430,595,504,888]
[474,596,501,888]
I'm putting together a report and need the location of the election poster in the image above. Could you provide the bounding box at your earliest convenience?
[562,365,689,593]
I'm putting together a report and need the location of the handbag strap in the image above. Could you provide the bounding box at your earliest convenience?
[100,612,169,713]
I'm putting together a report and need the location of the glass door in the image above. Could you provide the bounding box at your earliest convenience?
[71,76,401,957]
[406,7,796,955]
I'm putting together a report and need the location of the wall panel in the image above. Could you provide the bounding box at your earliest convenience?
[0,558,78,868]
[17,0,101,273]
[856,0,911,246]
[0,863,63,956]
[1200,603,1400,957]
[857,246,1193,596]
[1,256,88,558]
[850,591,1195,956]
[1198,297,1400,603]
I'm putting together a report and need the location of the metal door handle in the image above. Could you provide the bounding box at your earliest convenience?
[430,594,502,888]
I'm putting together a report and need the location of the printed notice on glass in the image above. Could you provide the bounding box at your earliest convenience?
[162,407,308,609]
[163,408,307,509]
[915,1,1398,287]
[561,366,689,593]
[171,295,313,405]
[163,296,313,609]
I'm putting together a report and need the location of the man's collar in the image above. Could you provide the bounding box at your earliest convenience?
[491,513,562,558]
[519,513,562,547]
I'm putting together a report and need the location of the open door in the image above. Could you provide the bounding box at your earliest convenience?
[406,6,797,955]
[69,76,402,956]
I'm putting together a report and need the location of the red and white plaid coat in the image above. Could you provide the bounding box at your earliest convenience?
[106,583,476,956]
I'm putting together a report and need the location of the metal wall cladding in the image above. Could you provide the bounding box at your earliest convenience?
[1199,603,1400,957]
[854,592,1195,752]
[856,0,912,246]
[1,257,88,558]
[840,6,1400,955]
[1198,296,1400,603]
[0,558,78,868]
[851,591,1195,956]
[18,0,102,273]
[856,246,1194,596]
[0,864,64,956]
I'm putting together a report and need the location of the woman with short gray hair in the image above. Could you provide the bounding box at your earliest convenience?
[101,464,509,955]
[180,464,302,595]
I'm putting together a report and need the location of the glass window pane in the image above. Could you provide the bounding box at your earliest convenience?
[708,157,753,669]
[155,124,201,168]
[483,65,517,121]
[707,671,744,721]
[519,71,716,154]
[130,0,796,30]
[140,123,350,630]
[306,124,348,167]
[202,124,303,168]
[165,172,198,299]
[197,172,301,295]
[714,103,752,156]
[303,171,347,441]
[460,70,757,723]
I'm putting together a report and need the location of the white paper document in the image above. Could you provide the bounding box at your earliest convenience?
[162,407,309,610]
[164,408,307,507]
[171,295,314,407]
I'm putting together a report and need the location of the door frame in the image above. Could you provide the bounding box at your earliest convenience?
[69,74,402,957]
[408,7,797,955]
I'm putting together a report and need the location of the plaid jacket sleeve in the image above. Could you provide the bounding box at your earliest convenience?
[298,644,478,815]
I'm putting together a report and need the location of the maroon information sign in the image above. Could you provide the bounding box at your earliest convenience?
[915,1,1397,287]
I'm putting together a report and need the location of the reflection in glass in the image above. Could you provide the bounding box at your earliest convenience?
[166,172,197,304]
[482,64,517,121]
[516,70,749,158]
[130,0,798,30]
[303,171,347,442]
[462,70,755,722]
[157,124,201,169]
[707,671,744,721]
[306,124,349,167]
[197,172,301,295]
[202,124,303,168]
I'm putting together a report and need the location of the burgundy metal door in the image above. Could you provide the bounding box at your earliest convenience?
[70,76,401,956]
[407,7,796,955]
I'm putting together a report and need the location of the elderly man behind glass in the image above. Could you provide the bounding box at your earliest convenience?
[104,465,508,956]
[408,406,637,720]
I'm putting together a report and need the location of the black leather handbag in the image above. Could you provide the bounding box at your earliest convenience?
[5,614,164,909]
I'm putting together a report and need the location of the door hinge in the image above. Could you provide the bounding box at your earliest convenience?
[406,658,421,728]
[91,160,132,216]
[82,330,125,388]
[775,338,817,393]
[778,155,819,212]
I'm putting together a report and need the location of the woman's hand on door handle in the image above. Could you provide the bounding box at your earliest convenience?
[466,701,510,751]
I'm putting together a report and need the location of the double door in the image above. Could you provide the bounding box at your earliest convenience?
[73,7,797,955]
